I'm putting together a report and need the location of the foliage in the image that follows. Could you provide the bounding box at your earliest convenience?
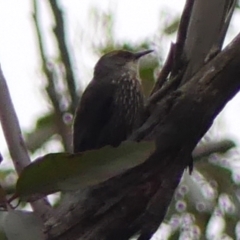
[16,141,155,200]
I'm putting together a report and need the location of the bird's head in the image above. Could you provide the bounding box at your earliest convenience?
[94,50,153,78]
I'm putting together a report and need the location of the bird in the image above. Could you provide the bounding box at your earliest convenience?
[73,49,153,153]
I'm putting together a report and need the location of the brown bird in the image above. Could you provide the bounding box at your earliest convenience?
[73,50,153,153]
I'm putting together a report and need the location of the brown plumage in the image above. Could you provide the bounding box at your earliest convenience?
[73,50,153,153]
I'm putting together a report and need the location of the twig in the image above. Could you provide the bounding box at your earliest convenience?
[150,43,175,95]
[0,65,52,221]
[193,139,235,159]
[32,0,72,152]
[48,0,78,113]
[149,0,194,99]
[146,69,184,109]
[171,0,194,76]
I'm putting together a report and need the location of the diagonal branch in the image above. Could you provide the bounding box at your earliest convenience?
[48,0,78,113]
[181,0,237,84]
[0,66,52,221]
[32,0,72,152]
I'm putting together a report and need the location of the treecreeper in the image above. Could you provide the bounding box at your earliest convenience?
[73,50,153,153]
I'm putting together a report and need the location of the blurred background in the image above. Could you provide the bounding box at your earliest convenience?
[0,0,240,239]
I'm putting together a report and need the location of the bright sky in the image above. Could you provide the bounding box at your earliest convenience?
[0,0,240,160]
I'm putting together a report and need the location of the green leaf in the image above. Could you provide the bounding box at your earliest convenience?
[3,210,43,240]
[16,141,155,200]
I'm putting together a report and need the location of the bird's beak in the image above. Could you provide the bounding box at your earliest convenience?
[134,50,153,59]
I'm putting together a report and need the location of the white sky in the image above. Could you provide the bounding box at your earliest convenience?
[0,0,240,159]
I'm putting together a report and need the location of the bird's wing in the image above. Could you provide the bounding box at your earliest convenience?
[73,79,115,153]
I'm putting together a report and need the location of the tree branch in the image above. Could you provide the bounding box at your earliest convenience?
[48,0,78,112]
[150,42,175,95]
[193,139,235,159]
[0,66,52,221]
[32,0,72,152]
[181,0,237,84]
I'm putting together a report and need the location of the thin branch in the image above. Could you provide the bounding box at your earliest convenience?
[148,0,195,103]
[32,0,72,152]
[171,0,194,76]
[146,68,184,109]
[0,66,52,220]
[0,68,30,172]
[193,139,235,159]
[150,42,175,95]
[48,0,78,113]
